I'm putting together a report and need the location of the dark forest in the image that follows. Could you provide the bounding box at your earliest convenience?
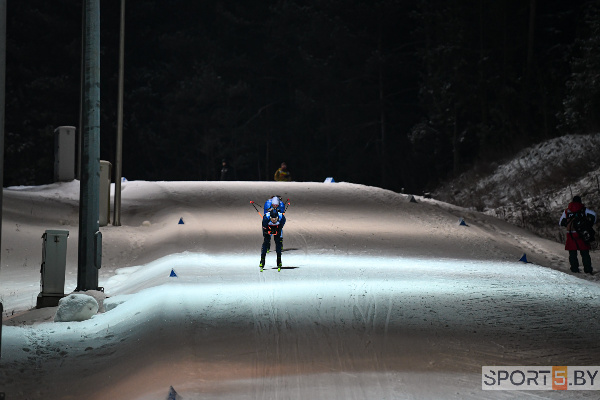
[4,0,599,193]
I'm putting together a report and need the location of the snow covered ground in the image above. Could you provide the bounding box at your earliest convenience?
[2,180,600,399]
[433,133,600,243]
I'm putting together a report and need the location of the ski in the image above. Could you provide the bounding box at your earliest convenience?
[258,265,283,272]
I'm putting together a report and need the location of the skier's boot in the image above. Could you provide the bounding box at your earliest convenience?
[259,256,265,272]
[277,254,282,272]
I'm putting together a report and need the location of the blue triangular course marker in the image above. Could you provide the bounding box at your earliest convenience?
[167,386,180,400]
[409,195,418,203]
[169,268,178,278]
[458,218,468,226]
[324,177,336,183]
[519,253,528,263]
[178,217,184,224]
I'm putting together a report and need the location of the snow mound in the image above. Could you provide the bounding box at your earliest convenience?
[54,293,99,322]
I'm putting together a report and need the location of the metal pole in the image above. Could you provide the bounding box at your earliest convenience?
[77,0,101,291]
[77,1,85,181]
[0,0,6,358]
[114,0,125,226]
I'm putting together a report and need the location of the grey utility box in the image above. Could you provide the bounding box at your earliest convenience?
[36,230,69,308]
[54,126,76,182]
[99,160,112,226]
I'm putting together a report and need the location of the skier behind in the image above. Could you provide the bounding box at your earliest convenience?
[263,196,286,253]
[559,195,597,274]
[260,209,286,271]
[264,195,285,214]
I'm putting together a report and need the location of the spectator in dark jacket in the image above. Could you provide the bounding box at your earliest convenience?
[220,159,230,181]
[559,195,597,273]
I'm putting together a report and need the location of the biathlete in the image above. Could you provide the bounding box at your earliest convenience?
[263,196,286,253]
[260,209,286,271]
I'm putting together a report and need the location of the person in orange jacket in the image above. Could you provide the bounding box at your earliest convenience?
[274,162,291,181]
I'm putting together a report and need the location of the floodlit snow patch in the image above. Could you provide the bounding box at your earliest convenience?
[54,293,99,322]
[103,294,133,312]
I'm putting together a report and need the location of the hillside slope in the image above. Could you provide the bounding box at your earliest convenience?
[433,133,600,243]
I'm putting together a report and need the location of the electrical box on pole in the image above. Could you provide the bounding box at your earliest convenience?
[99,160,112,226]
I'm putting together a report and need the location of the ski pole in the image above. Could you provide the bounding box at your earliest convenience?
[284,198,290,213]
[249,201,263,217]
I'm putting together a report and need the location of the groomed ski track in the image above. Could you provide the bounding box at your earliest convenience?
[2,181,600,399]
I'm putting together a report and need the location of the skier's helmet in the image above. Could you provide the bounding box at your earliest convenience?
[271,196,280,206]
[270,209,279,219]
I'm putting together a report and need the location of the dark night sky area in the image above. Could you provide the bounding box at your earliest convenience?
[4,0,598,193]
